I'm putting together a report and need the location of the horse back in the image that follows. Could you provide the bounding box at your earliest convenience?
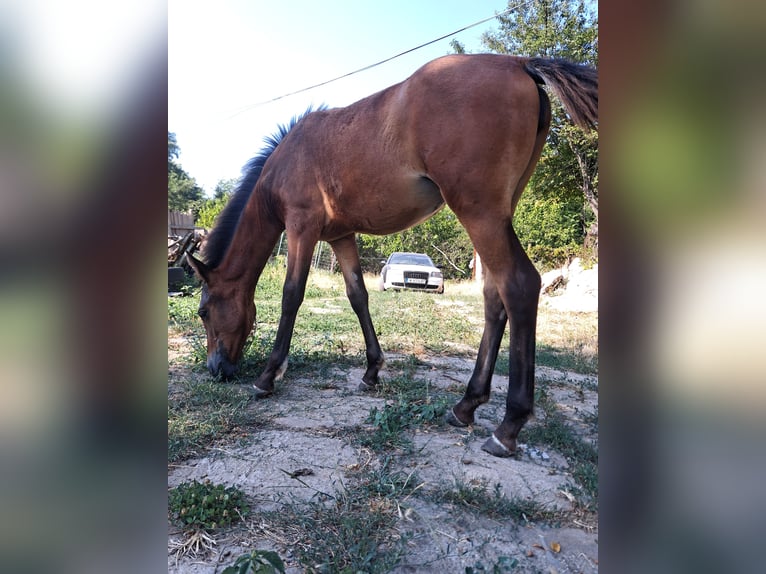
[259,54,543,237]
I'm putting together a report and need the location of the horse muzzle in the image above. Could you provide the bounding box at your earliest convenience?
[207,352,238,380]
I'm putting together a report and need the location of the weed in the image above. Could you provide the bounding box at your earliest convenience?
[222,550,285,574]
[356,456,422,500]
[168,479,249,531]
[256,481,407,573]
[430,479,561,523]
[168,289,201,326]
[360,375,452,452]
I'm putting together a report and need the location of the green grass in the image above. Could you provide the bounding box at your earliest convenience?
[168,378,253,462]
[253,464,416,573]
[356,370,454,453]
[535,306,598,374]
[222,550,286,574]
[170,264,597,378]
[429,478,562,523]
[520,388,599,510]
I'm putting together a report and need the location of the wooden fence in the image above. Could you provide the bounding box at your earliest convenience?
[168,211,195,237]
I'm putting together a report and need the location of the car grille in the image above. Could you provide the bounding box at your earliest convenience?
[402,270,431,289]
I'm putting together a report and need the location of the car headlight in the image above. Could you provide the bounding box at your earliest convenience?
[430,271,442,278]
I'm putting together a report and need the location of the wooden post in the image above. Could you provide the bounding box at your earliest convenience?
[472,249,484,283]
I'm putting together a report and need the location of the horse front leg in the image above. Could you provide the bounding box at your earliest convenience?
[446,271,507,426]
[330,235,385,391]
[253,240,314,397]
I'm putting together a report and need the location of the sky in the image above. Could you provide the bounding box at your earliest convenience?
[169,0,513,195]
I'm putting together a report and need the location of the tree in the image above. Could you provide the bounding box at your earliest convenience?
[168,132,180,164]
[449,38,466,54]
[196,178,238,229]
[483,0,599,258]
[168,131,204,216]
[213,178,238,199]
[483,0,597,63]
[196,194,229,229]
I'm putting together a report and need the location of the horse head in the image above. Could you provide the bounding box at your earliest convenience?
[187,254,255,379]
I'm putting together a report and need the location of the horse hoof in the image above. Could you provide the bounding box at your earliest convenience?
[445,408,471,428]
[252,385,273,399]
[481,434,515,458]
[357,381,375,393]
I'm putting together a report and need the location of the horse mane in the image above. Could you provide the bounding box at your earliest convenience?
[203,105,325,269]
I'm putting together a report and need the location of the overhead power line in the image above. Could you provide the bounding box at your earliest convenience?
[227,4,521,117]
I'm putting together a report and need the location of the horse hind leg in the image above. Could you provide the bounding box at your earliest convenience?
[476,224,540,457]
[330,235,385,390]
[446,270,507,427]
[449,86,550,455]
[445,231,540,459]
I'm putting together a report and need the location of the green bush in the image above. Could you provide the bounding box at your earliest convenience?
[513,193,592,270]
[196,195,229,229]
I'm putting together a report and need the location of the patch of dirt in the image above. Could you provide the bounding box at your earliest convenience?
[168,341,598,573]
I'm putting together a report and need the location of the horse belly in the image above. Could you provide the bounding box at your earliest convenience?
[361,174,444,235]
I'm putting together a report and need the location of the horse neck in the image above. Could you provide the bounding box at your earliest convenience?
[216,196,283,292]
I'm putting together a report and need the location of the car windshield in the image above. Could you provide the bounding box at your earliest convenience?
[390,253,434,266]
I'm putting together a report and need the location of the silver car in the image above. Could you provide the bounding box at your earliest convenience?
[379,252,444,293]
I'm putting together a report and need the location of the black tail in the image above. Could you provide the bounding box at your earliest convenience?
[524,58,598,130]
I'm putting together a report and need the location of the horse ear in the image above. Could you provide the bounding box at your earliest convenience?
[186,253,210,283]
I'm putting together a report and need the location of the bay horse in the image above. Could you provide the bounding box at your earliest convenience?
[187,54,597,458]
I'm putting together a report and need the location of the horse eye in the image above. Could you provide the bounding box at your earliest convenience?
[198,308,208,319]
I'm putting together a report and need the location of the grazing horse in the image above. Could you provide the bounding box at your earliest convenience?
[187,54,597,458]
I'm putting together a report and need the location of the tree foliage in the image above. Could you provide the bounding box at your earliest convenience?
[195,193,229,229]
[482,0,597,63]
[358,207,474,279]
[168,131,205,216]
[213,178,238,199]
[195,178,239,228]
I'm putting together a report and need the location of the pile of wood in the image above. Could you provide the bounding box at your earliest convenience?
[168,229,207,271]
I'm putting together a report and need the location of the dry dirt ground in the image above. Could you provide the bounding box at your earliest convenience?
[168,279,598,573]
